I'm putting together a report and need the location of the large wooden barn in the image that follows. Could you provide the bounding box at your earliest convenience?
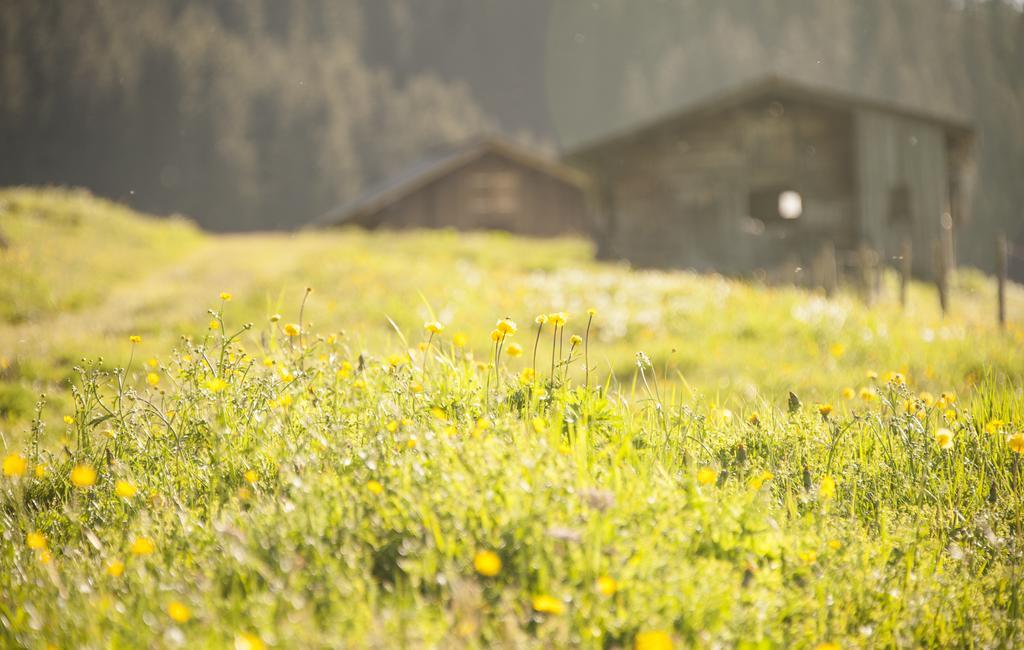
[313,135,592,236]
[568,76,975,277]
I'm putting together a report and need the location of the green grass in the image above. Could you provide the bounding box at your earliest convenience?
[1,188,1023,648]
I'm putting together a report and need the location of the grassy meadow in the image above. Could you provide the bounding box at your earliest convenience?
[2,187,1024,648]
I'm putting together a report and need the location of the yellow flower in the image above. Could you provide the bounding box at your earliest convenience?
[814,644,841,650]
[496,318,517,335]
[367,480,384,495]
[167,600,191,623]
[220,292,232,301]
[841,387,855,400]
[634,630,673,650]
[106,559,125,577]
[489,329,504,342]
[829,343,845,358]
[147,357,158,368]
[985,419,1006,435]
[827,539,842,551]
[129,335,142,344]
[473,550,501,577]
[587,307,597,317]
[819,475,836,500]
[919,392,935,407]
[387,353,407,367]
[130,536,156,556]
[34,464,46,479]
[506,342,523,358]
[452,332,468,348]
[115,480,138,498]
[817,403,833,418]
[941,391,957,404]
[70,464,97,488]
[859,386,877,402]
[3,453,27,478]
[283,323,301,337]
[885,372,906,386]
[548,312,568,327]
[203,377,228,392]
[569,334,582,346]
[26,531,47,550]
[244,470,258,484]
[431,407,447,421]
[535,314,549,324]
[749,470,774,490]
[37,549,52,564]
[410,382,424,393]
[747,412,760,426]
[696,467,717,486]
[865,370,878,381]
[1007,432,1024,454]
[208,319,221,330]
[146,372,160,387]
[63,415,75,425]
[519,367,535,384]
[234,633,266,650]
[424,320,444,334]
[935,427,954,450]
[596,576,618,596]
[531,594,565,615]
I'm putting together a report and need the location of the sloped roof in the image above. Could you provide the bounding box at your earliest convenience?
[569,74,973,158]
[310,134,590,228]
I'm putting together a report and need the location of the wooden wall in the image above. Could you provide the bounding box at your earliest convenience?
[353,152,591,237]
[575,97,856,273]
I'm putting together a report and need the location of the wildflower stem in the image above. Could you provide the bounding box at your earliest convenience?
[532,321,543,385]
[584,312,593,390]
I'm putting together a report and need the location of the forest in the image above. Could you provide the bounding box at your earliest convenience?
[1,0,1022,268]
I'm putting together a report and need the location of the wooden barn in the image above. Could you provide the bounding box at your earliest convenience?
[568,76,975,278]
[313,135,592,236]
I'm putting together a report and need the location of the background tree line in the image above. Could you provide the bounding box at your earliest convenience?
[1,0,1021,270]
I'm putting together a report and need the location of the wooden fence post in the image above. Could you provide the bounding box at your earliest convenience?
[899,238,912,309]
[997,233,1008,328]
[934,240,949,315]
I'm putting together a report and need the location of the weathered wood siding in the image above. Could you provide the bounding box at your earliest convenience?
[854,109,948,276]
[355,152,591,236]
[576,97,856,273]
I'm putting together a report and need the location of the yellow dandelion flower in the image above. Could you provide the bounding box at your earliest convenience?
[747,412,761,426]
[818,403,833,418]
[367,480,384,495]
[234,633,266,650]
[106,559,125,577]
[220,292,232,301]
[1007,432,1024,454]
[70,464,96,488]
[587,307,597,317]
[406,436,418,449]
[827,539,842,551]
[548,312,567,327]
[147,357,158,368]
[749,470,774,491]
[489,329,504,342]
[919,391,935,406]
[283,323,301,337]
[129,335,142,344]
[829,343,845,358]
[130,536,156,556]
[859,386,877,402]
[985,419,1005,435]
[115,480,138,498]
[496,318,517,335]
[569,334,582,346]
[243,470,258,484]
[203,377,228,392]
[424,320,444,334]
[696,467,717,486]
[431,407,447,421]
[841,387,855,400]
[63,415,74,425]
[37,549,53,564]
[519,367,536,384]
[167,600,191,623]
[535,314,549,324]
[26,531,47,550]
[452,332,468,347]
[473,550,501,577]
[34,464,46,479]
[819,475,836,500]
[146,372,160,387]
[935,427,954,450]
[634,630,673,650]
[531,594,565,615]
[3,453,27,478]
[208,319,220,330]
[506,342,523,358]
[941,391,957,404]
[387,353,407,367]
[799,550,818,564]
[596,575,618,596]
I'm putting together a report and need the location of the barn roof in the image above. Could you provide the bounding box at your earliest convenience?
[569,74,973,158]
[310,134,590,228]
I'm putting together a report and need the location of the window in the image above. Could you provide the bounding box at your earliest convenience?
[467,171,520,215]
[749,186,803,224]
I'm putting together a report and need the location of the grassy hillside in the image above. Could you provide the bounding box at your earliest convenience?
[1,189,1024,647]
